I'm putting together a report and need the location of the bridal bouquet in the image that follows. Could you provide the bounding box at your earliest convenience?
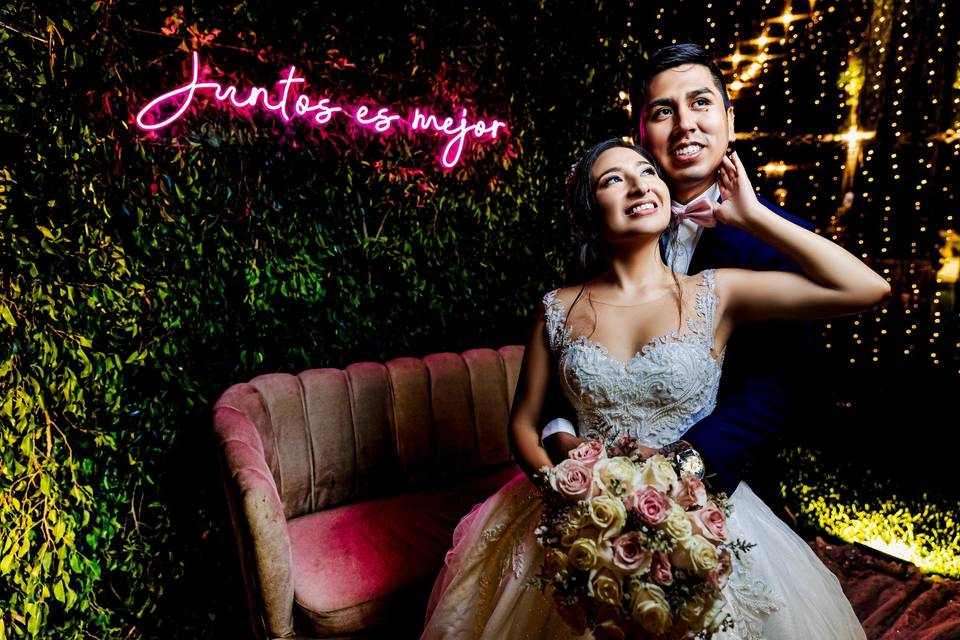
[534,436,751,639]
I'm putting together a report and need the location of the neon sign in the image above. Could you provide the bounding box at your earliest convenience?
[136,51,507,168]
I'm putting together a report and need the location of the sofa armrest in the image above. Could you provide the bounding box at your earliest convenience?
[215,406,296,638]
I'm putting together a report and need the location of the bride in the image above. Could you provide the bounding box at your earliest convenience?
[420,139,886,639]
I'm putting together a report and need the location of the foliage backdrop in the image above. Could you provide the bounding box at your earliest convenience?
[0,1,956,638]
[0,2,637,637]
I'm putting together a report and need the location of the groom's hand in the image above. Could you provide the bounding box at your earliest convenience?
[542,432,583,464]
[715,151,763,228]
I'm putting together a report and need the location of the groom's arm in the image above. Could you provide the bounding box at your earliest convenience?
[539,367,581,463]
[685,201,816,495]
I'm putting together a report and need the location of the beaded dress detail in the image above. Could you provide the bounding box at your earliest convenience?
[421,270,866,640]
[543,269,723,448]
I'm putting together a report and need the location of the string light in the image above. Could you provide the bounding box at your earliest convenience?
[640,0,958,572]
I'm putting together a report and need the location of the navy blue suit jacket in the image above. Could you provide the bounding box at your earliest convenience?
[682,197,815,495]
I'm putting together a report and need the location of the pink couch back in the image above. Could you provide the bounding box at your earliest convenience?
[213,346,523,520]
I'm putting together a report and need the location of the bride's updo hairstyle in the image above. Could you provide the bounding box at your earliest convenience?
[564,138,684,337]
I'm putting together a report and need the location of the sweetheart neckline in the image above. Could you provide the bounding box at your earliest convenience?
[565,330,726,367]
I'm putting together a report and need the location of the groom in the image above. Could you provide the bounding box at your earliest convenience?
[542,43,815,498]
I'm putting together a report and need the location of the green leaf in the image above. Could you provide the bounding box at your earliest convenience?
[0,304,14,329]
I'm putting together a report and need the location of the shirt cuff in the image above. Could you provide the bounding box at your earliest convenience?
[540,418,577,442]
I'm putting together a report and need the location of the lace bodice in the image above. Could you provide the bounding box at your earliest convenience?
[543,269,724,447]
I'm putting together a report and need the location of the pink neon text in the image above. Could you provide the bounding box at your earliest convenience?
[136,51,342,131]
[135,51,507,167]
[410,109,506,168]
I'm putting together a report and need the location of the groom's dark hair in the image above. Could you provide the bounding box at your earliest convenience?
[635,43,731,125]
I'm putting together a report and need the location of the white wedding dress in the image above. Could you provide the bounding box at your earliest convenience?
[421,270,865,639]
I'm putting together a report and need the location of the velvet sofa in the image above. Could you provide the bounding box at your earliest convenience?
[212,346,524,639]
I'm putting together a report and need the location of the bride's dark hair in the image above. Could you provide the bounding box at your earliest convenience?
[564,138,684,337]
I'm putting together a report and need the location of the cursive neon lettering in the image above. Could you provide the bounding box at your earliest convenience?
[137,51,220,130]
[375,110,402,132]
[411,111,441,131]
[311,99,341,124]
[214,84,237,103]
[136,51,507,167]
[294,94,311,116]
[354,105,401,132]
[276,66,304,121]
[410,108,508,168]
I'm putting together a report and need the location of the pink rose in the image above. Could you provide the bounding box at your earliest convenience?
[650,550,674,586]
[627,486,670,526]
[610,531,652,573]
[707,549,733,590]
[550,459,593,501]
[568,440,606,469]
[690,502,727,543]
[672,476,707,510]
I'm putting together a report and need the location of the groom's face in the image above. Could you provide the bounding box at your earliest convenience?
[641,64,736,204]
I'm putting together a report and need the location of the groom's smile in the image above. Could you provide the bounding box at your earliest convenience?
[671,141,707,162]
[642,64,736,204]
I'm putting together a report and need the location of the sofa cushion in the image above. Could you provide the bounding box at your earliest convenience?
[288,465,521,636]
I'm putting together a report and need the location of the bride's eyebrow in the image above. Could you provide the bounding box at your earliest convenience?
[596,160,650,185]
[596,166,623,183]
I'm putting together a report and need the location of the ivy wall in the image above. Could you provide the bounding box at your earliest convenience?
[0,2,641,637]
[1,1,956,638]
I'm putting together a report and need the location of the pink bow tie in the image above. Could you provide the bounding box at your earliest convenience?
[671,198,719,228]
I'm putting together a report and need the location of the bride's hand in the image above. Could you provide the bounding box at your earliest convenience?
[543,432,584,465]
[715,151,763,228]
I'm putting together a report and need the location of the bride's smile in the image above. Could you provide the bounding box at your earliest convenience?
[591,146,672,242]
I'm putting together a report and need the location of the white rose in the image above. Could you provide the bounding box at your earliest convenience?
[630,582,672,635]
[593,457,638,497]
[637,454,678,492]
[589,568,623,606]
[662,503,693,540]
[679,592,707,623]
[702,596,729,633]
[588,494,628,540]
[670,535,719,577]
[568,538,600,571]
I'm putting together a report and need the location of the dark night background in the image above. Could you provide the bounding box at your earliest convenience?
[0,0,957,637]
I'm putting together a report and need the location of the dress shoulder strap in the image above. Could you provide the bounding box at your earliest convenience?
[541,288,567,353]
[693,269,719,351]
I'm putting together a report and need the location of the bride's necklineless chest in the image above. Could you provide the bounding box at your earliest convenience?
[582,283,676,308]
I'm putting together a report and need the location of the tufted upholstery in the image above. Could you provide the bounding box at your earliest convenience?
[213,346,524,639]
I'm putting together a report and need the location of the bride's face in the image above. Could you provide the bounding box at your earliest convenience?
[591,147,671,243]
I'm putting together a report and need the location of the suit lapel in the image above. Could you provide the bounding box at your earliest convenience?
[688,226,717,274]
[683,188,724,274]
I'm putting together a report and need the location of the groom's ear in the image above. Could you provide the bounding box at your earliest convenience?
[726,105,736,143]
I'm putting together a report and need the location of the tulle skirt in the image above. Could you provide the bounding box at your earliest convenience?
[421,472,865,640]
